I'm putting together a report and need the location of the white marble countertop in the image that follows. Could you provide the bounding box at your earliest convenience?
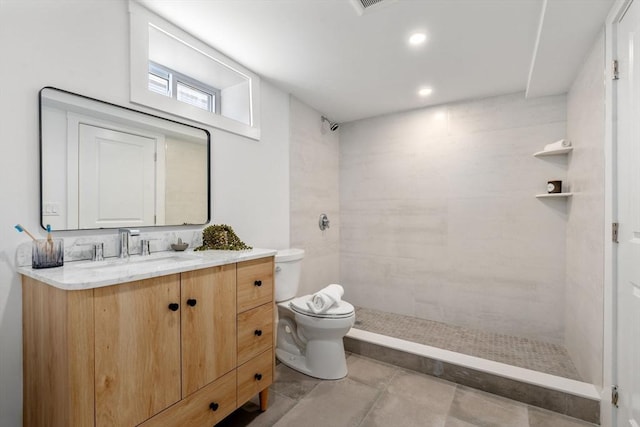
[18,248,277,291]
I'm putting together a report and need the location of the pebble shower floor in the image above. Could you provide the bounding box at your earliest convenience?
[353,306,581,380]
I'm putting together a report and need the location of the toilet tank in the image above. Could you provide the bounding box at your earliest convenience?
[274,248,305,302]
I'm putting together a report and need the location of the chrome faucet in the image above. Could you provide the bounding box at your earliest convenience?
[118,228,140,258]
[140,239,151,256]
[78,242,104,261]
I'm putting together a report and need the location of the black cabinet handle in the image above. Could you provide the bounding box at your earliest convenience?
[209,402,219,411]
[187,298,197,307]
[254,280,262,287]
[254,329,263,337]
[254,373,262,381]
[168,303,179,311]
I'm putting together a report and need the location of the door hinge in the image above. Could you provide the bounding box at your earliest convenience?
[613,222,619,243]
[612,385,619,407]
[613,60,620,80]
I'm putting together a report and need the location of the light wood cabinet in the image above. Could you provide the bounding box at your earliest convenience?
[22,277,94,427]
[138,371,237,427]
[237,349,273,405]
[94,274,182,426]
[22,255,275,427]
[181,264,236,397]
[236,258,275,412]
[237,303,274,365]
[237,257,274,313]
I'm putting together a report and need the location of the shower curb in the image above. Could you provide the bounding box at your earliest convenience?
[344,330,600,425]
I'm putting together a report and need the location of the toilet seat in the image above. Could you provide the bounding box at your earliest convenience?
[289,295,355,319]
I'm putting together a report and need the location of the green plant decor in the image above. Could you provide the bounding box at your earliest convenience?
[195,224,252,251]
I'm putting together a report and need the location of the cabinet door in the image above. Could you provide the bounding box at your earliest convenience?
[94,274,181,427]
[181,264,237,397]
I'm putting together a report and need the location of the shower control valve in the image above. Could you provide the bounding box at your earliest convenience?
[319,213,330,231]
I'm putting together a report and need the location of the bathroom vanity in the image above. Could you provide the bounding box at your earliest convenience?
[19,249,275,427]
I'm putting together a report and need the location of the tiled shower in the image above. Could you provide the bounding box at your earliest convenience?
[290,33,604,387]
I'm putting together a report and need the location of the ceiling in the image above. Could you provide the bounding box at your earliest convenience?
[139,0,614,124]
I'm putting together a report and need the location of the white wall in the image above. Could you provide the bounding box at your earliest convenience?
[0,1,290,425]
[211,81,290,249]
[565,32,605,385]
[340,92,568,343]
[289,97,340,296]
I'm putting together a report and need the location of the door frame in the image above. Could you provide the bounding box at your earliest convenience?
[65,112,166,229]
[604,1,635,426]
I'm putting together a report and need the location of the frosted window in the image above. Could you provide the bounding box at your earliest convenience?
[177,82,213,112]
[148,73,170,96]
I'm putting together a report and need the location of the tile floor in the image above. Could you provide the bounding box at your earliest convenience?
[217,354,597,427]
[354,307,581,380]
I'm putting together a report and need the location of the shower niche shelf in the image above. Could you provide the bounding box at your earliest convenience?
[533,147,573,157]
[534,141,571,200]
[535,193,573,199]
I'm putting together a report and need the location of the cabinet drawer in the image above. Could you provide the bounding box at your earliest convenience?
[237,257,274,313]
[237,348,273,406]
[237,303,274,365]
[138,370,237,427]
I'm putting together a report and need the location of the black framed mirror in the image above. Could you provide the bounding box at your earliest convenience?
[40,87,210,231]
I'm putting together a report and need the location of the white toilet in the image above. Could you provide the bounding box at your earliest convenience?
[275,248,355,380]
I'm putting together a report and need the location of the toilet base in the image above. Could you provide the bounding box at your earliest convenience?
[276,346,348,380]
[275,299,354,380]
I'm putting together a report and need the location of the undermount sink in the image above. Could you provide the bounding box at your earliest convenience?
[75,252,200,273]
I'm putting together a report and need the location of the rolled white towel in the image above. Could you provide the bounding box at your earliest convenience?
[307,284,344,314]
[544,139,571,151]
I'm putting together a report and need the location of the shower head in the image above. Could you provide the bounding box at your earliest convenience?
[321,116,339,131]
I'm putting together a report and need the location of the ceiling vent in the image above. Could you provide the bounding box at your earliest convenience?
[350,0,396,16]
[360,0,385,8]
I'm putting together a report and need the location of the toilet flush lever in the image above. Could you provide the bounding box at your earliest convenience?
[319,213,330,231]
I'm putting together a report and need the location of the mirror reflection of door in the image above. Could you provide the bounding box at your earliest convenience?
[40,87,211,231]
[78,124,158,229]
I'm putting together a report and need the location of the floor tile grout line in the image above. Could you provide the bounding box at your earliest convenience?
[303,378,322,400]
[443,383,460,424]
[354,369,402,427]
[346,353,404,390]
[267,377,324,426]
[355,388,385,427]
[266,389,294,426]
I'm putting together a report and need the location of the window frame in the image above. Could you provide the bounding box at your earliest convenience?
[148,61,222,114]
[129,1,261,140]
[148,63,171,97]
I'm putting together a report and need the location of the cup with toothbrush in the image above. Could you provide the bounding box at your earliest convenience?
[15,224,64,268]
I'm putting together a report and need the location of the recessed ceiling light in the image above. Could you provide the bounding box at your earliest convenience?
[418,87,433,97]
[408,32,427,46]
